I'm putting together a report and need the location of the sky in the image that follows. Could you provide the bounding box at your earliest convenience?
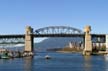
[0,0,108,42]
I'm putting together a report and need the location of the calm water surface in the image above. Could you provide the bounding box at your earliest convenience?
[0,52,108,71]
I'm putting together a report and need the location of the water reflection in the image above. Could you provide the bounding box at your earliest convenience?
[23,56,33,71]
[83,56,92,71]
[104,55,108,71]
[0,58,13,64]
[0,52,108,71]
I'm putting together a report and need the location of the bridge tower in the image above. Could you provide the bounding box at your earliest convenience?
[25,26,34,52]
[83,25,92,55]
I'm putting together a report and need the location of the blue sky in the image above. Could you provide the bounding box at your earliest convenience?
[0,0,108,42]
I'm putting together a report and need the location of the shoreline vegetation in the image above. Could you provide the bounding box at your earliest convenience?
[56,51,82,53]
[47,47,83,53]
[47,47,107,55]
[56,50,108,55]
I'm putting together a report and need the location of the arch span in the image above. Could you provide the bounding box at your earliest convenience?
[35,26,83,35]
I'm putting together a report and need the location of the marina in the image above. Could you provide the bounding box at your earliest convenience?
[0,48,33,59]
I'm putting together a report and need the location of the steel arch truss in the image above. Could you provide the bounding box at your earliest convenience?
[35,26,83,35]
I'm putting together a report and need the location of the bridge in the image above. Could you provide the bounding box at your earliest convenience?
[0,26,107,55]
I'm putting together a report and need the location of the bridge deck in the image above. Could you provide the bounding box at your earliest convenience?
[0,34,25,38]
[0,34,105,38]
[33,34,84,37]
[0,34,106,38]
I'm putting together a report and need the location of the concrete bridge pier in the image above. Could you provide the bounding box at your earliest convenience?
[83,26,92,55]
[25,26,34,52]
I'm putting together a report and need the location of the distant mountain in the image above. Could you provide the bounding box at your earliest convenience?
[34,37,83,51]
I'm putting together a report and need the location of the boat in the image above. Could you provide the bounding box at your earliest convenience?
[0,55,9,59]
[0,53,9,59]
[45,55,51,59]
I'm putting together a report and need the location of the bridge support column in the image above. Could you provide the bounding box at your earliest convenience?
[83,26,92,55]
[25,26,34,52]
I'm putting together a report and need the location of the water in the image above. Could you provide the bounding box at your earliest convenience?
[0,52,108,71]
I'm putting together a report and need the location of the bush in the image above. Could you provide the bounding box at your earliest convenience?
[100,46,106,51]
